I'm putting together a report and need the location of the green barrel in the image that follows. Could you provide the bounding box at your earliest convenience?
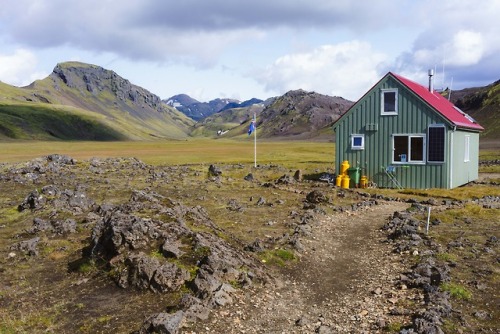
[347,167,361,188]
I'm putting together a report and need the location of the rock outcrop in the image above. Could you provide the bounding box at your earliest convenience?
[87,189,268,331]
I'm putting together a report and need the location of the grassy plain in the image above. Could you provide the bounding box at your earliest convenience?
[0,139,336,170]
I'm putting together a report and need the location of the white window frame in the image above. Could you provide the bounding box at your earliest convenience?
[351,134,365,150]
[381,89,398,115]
[464,135,470,162]
[392,134,426,164]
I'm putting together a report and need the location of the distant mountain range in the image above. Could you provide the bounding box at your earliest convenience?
[191,90,353,140]
[0,61,498,142]
[164,94,266,121]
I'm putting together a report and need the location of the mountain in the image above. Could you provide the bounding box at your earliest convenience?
[0,62,195,140]
[219,98,265,112]
[164,95,260,121]
[191,90,353,140]
[447,79,500,141]
[164,94,200,110]
[257,90,353,139]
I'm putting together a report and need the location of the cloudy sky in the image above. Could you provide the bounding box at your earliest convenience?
[0,0,498,102]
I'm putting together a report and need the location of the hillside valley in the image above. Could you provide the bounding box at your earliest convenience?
[0,61,499,145]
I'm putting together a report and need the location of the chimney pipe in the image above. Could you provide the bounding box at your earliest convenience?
[428,69,434,92]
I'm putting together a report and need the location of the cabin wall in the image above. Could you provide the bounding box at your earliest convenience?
[334,76,453,189]
[449,130,480,187]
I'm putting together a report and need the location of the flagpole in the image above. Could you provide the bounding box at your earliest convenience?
[253,111,257,168]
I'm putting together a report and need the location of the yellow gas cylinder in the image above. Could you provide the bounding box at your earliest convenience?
[335,175,343,187]
[340,160,350,175]
[360,175,368,188]
[341,175,350,189]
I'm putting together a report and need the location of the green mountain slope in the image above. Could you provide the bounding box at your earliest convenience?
[449,79,500,140]
[0,103,125,140]
[0,62,195,141]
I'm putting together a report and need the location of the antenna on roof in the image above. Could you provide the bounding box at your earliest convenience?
[442,49,446,91]
[428,69,434,92]
[448,77,453,101]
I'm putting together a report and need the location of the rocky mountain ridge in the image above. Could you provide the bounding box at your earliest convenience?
[257,89,353,139]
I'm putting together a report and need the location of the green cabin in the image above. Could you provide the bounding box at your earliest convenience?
[332,72,484,189]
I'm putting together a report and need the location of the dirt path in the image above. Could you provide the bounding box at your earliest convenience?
[187,201,410,333]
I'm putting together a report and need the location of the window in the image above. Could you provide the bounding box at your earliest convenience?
[464,135,470,162]
[351,134,364,150]
[381,89,398,115]
[428,125,445,163]
[393,134,425,163]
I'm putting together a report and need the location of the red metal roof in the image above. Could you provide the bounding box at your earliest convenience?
[391,72,484,131]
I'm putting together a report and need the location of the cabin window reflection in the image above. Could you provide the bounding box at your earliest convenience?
[393,134,425,163]
[381,89,398,115]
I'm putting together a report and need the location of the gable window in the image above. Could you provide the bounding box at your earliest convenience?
[351,134,364,150]
[392,134,425,163]
[464,135,470,162]
[428,125,445,163]
[381,89,398,115]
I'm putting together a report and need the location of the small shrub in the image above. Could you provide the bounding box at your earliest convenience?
[274,249,295,261]
[259,248,296,267]
[441,282,472,300]
[97,315,112,323]
[78,259,97,274]
[385,321,403,332]
[150,249,164,259]
[436,252,458,262]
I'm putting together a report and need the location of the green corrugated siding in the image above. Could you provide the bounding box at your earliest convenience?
[334,74,454,189]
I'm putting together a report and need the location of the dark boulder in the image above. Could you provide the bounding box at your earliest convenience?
[11,237,40,256]
[139,310,185,334]
[208,165,222,176]
[276,174,295,185]
[118,253,190,292]
[18,190,44,211]
[306,190,328,204]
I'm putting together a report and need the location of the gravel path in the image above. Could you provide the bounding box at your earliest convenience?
[186,201,411,334]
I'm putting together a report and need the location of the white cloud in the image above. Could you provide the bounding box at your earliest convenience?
[256,41,387,100]
[391,0,500,87]
[0,0,409,65]
[0,49,47,86]
[448,30,484,66]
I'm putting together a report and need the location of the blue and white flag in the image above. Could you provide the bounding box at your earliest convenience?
[248,121,255,135]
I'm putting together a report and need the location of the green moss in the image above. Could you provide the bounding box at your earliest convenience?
[441,282,472,300]
[259,248,296,267]
[77,259,97,274]
[149,249,164,259]
[385,321,403,332]
[436,252,458,262]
